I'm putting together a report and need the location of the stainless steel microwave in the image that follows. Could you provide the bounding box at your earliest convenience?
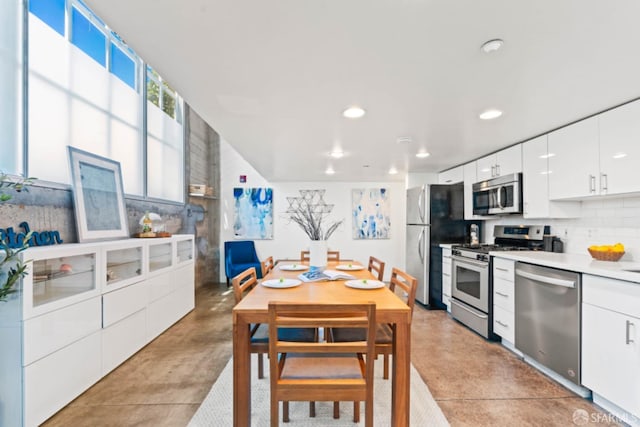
[472,173,523,215]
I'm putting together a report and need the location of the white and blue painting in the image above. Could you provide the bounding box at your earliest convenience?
[233,187,274,239]
[352,188,390,239]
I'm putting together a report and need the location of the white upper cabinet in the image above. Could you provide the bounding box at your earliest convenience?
[549,100,640,200]
[463,161,477,220]
[522,135,550,218]
[476,144,522,182]
[548,116,600,200]
[522,135,580,218]
[438,165,464,184]
[598,100,640,196]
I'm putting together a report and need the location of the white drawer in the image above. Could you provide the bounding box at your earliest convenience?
[172,263,195,288]
[493,305,515,343]
[583,274,640,319]
[442,273,452,297]
[148,271,174,302]
[102,281,149,328]
[23,297,102,366]
[24,330,102,427]
[493,258,515,281]
[493,277,514,312]
[147,291,182,341]
[102,308,148,375]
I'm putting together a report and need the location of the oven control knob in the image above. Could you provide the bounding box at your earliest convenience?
[477,254,489,262]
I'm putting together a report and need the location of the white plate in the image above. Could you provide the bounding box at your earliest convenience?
[279,264,309,271]
[261,278,303,288]
[344,279,385,290]
[335,264,365,271]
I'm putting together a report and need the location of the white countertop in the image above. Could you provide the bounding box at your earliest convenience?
[439,243,456,249]
[490,251,640,284]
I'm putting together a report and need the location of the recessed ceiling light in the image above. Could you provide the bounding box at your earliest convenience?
[539,153,556,159]
[416,151,430,158]
[325,167,335,175]
[612,152,627,159]
[396,136,412,144]
[389,167,398,175]
[481,39,504,53]
[330,149,344,159]
[343,106,366,119]
[479,109,503,120]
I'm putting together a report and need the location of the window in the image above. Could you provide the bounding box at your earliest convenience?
[110,43,136,90]
[146,66,180,121]
[146,67,160,107]
[70,7,106,66]
[29,0,65,36]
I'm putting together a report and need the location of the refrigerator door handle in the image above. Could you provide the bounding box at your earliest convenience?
[418,229,424,263]
[418,186,425,223]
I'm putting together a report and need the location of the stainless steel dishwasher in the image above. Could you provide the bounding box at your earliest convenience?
[514,262,581,386]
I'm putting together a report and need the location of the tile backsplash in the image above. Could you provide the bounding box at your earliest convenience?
[484,195,640,262]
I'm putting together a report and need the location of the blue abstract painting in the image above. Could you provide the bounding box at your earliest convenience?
[352,188,391,239]
[233,187,274,239]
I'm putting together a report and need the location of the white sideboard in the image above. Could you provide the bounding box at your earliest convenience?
[0,235,195,427]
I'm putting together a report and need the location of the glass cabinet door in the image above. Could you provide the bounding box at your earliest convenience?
[149,242,172,272]
[177,239,193,264]
[106,246,143,287]
[32,253,96,307]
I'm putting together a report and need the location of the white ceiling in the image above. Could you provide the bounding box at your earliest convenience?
[84,0,640,182]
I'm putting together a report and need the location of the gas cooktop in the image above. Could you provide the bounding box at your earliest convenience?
[453,243,539,253]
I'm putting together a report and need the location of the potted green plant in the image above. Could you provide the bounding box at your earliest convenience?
[0,173,35,302]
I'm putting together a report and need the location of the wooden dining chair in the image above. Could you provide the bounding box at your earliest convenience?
[232,267,317,379]
[268,302,376,427]
[300,250,340,262]
[330,267,417,419]
[261,256,274,277]
[368,256,385,281]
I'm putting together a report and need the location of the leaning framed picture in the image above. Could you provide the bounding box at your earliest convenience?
[68,146,129,242]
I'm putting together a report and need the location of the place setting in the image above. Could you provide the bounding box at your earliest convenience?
[261,277,303,288]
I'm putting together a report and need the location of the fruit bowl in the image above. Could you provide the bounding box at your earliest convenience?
[587,248,625,262]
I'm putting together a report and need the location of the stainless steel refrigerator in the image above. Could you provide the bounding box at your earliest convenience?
[406,184,480,307]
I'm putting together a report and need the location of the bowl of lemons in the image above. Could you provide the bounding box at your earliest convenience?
[588,243,625,261]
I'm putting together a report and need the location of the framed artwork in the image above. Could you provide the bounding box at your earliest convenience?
[68,147,129,242]
[352,188,391,239]
[233,187,274,239]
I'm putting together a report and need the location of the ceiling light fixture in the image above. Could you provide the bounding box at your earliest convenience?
[325,167,335,175]
[479,109,503,120]
[343,106,366,119]
[416,151,430,158]
[539,153,556,159]
[612,152,627,159]
[388,167,398,175]
[481,39,504,53]
[330,149,344,159]
[396,136,412,144]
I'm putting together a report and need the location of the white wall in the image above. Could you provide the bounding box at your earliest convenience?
[220,140,406,282]
[484,195,640,262]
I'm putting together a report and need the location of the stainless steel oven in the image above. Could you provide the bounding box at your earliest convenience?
[451,255,489,313]
[450,248,492,338]
[472,173,523,215]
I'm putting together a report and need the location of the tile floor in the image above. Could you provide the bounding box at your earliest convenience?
[43,283,618,426]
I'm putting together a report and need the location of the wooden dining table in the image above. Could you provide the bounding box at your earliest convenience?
[232,261,412,426]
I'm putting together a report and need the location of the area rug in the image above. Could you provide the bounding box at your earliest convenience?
[189,355,450,426]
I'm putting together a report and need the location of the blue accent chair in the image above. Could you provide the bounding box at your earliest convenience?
[224,240,263,286]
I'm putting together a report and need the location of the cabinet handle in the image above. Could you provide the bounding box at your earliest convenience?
[495,267,509,272]
[601,173,608,192]
[496,164,501,176]
[442,272,450,277]
[589,174,596,193]
[491,165,496,177]
[626,320,635,345]
[496,320,508,327]
[495,291,509,298]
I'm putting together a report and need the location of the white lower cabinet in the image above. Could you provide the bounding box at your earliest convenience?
[582,275,640,423]
[442,248,452,312]
[492,258,516,346]
[24,331,102,427]
[1,235,195,427]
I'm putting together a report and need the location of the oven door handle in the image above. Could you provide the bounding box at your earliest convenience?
[452,255,487,268]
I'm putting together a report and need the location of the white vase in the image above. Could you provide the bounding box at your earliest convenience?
[309,240,328,268]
